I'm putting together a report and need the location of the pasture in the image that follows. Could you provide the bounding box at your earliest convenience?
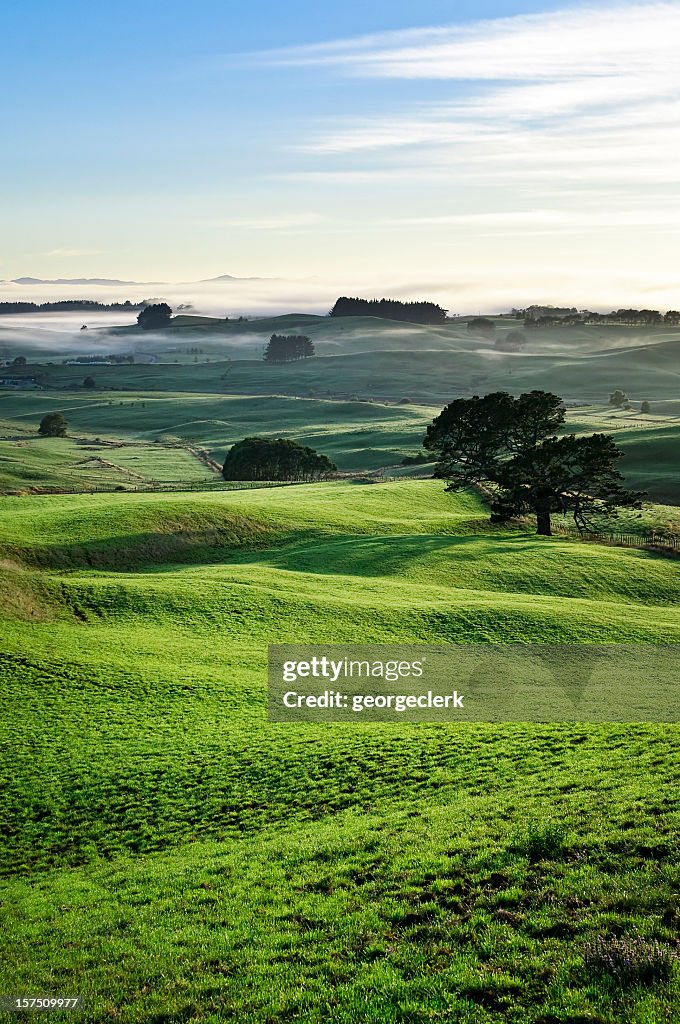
[2,311,680,1021]
[1,480,679,1021]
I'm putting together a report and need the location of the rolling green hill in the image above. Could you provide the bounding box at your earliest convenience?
[0,434,214,492]
[5,312,680,502]
[0,393,438,486]
[1,481,679,1021]
[5,313,680,402]
[2,390,680,502]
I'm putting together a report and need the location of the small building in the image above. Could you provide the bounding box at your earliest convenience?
[0,376,40,389]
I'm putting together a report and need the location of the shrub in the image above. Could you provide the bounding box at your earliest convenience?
[222,437,336,481]
[38,412,68,438]
[467,316,496,337]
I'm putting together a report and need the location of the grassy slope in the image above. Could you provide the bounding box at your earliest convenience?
[3,392,680,501]
[4,312,680,498]
[1,481,679,1022]
[7,314,680,401]
[0,392,437,477]
[0,434,213,492]
[565,406,680,505]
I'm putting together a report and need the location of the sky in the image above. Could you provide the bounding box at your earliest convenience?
[2,0,680,313]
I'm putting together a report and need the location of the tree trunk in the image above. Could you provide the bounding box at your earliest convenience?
[536,505,552,536]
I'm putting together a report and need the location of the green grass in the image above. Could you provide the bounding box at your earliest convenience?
[3,392,680,501]
[1,480,679,1021]
[3,307,680,1020]
[0,391,438,478]
[0,435,213,492]
[565,405,680,504]
[5,311,680,502]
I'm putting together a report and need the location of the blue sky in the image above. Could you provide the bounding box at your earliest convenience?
[3,1,679,312]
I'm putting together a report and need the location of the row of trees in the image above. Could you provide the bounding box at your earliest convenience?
[525,309,680,327]
[263,334,315,362]
[0,300,144,315]
[609,390,652,413]
[222,437,336,481]
[589,309,677,325]
[329,297,448,324]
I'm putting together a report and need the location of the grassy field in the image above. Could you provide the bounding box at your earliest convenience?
[2,312,680,1020]
[0,433,214,492]
[4,311,680,501]
[0,392,439,484]
[2,389,680,501]
[1,480,679,1021]
[4,313,680,404]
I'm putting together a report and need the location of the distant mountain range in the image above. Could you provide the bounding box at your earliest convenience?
[10,277,142,286]
[201,274,265,282]
[5,274,266,286]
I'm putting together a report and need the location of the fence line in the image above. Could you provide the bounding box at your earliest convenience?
[550,521,680,552]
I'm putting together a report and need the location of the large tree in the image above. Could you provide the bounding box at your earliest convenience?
[263,334,315,362]
[222,437,336,482]
[424,390,643,535]
[137,303,172,330]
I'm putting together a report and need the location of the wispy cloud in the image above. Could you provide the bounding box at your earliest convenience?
[261,3,680,83]
[389,208,680,229]
[257,2,680,234]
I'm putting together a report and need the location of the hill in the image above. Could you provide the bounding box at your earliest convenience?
[2,388,680,501]
[1,480,679,1020]
[8,313,680,404]
[0,393,437,487]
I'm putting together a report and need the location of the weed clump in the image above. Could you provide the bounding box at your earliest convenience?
[513,821,568,861]
[583,933,675,986]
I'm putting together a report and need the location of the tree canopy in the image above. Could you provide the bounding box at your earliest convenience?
[263,334,315,362]
[222,437,337,482]
[38,412,68,437]
[522,307,673,327]
[609,390,628,408]
[467,317,496,337]
[329,297,447,325]
[137,303,172,330]
[423,390,643,535]
[0,300,142,315]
